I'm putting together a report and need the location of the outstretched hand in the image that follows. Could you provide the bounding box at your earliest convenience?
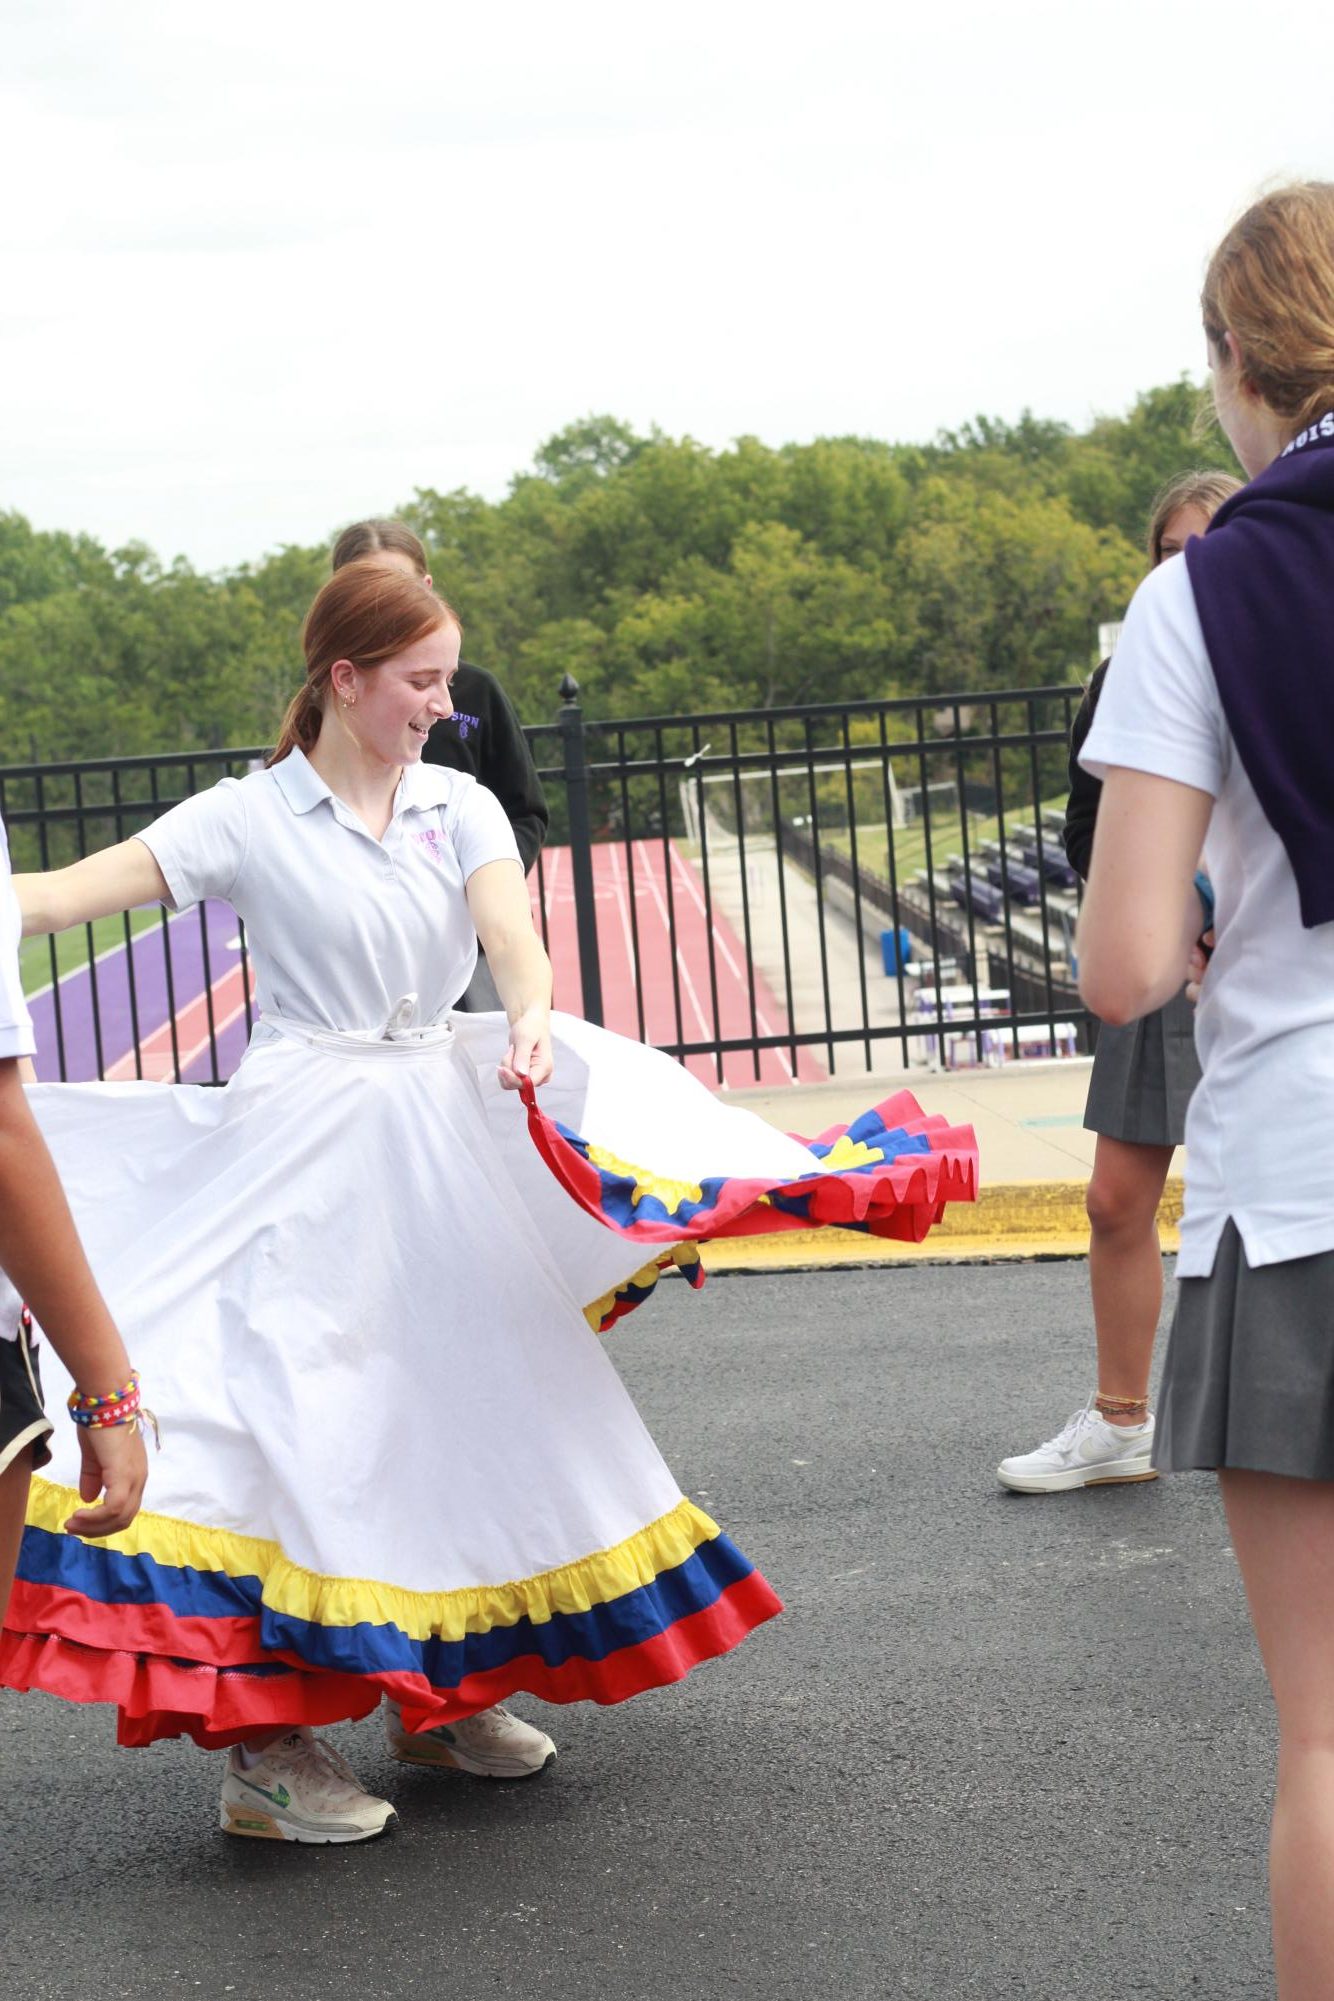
[498,1007,554,1092]
[64,1422,149,1538]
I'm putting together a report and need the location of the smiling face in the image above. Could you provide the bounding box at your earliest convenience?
[332,621,459,767]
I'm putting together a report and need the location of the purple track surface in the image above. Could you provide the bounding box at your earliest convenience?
[29,900,253,1085]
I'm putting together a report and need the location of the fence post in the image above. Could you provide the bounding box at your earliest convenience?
[556,673,604,1026]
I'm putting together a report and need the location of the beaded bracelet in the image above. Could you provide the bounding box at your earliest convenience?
[68,1370,142,1430]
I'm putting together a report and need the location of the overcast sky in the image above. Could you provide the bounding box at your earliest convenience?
[1,0,1329,572]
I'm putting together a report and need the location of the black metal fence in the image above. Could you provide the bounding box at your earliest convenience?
[1,682,1091,1090]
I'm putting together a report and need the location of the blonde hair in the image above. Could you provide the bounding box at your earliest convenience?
[1146,469,1242,565]
[1202,182,1334,432]
[267,558,457,767]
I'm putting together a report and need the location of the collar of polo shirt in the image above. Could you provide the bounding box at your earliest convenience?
[272,746,455,819]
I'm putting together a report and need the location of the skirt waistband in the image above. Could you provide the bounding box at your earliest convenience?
[263,996,456,1060]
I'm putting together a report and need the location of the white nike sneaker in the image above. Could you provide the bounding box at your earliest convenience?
[384,1700,557,1779]
[219,1729,397,1843]
[997,1399,1156,1494]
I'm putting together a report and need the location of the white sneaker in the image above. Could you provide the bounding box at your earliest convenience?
[997,1399,1157,1494]
[385,1701,557,1779]
[219,1729,397,1843]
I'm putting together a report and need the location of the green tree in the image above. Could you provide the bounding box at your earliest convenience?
[532,416,649,490]
[0,379,1223,767]
[890,479,1141,696]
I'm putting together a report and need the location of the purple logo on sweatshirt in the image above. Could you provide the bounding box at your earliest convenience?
[450,712,482,743]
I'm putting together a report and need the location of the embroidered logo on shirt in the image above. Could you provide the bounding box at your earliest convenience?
[413,829,448,865]
[449,713,482,742]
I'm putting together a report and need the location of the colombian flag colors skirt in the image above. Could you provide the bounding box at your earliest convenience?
[0,1011,976,1746]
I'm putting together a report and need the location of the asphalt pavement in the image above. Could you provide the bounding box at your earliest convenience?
[0,1262,1273,2001]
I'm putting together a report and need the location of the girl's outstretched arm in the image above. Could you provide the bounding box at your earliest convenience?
[16,838,169,937]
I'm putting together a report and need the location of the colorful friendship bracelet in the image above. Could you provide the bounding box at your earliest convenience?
[67,1370,142,1429]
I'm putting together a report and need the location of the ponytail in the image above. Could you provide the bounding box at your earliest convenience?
[266,682,326,769]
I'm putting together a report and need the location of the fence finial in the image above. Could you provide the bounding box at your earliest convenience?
[559,673,580,704]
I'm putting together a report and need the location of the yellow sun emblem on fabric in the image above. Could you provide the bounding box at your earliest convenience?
[815,1135,887,1172]
[584,1142,704,1215]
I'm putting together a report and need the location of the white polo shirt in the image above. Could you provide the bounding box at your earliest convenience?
[0,814,36,1062]
[1082,553,1334,1276]
[138,749,521,1036]
[0,813,37,1341]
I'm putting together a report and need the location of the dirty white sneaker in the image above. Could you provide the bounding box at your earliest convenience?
[385,1700,556,1779]
[997,1399,1156,1494]
[219,1729,397,1843]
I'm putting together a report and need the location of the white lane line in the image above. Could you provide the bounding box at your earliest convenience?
[104,969,255,1082]
[663,842,794,1081]
[109,988,255,1082]
[161,988,256,1079]
[22,905,195,1007]
[605,842,640,994]
[632,840,712,1042]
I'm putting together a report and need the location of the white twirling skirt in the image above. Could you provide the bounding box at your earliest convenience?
[0,1012,975,1745]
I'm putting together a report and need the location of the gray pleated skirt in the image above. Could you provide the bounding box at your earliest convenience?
[1155,1219,1334,1480]
[1084,987,1200,1146]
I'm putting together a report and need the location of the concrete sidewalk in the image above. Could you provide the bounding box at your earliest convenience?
[706,1056,1184,1269]
[690,834,1161,1268]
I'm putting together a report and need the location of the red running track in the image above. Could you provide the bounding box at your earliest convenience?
[532,841,824,1090]
[103,957,255,1083]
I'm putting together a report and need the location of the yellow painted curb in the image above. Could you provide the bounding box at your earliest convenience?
[701,1177,1184,1271]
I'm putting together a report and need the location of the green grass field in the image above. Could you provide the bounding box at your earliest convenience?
[819,801,1067,884]
[19,906,163,996]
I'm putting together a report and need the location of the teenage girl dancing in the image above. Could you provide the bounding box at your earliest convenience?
[1,558,975,1843]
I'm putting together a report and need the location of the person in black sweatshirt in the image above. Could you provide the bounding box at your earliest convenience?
[330,520,549,1009]
[997,468,1238,1495]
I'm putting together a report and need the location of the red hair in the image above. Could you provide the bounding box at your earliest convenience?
[267,558,459,767]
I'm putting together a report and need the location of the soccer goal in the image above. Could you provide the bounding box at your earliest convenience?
[678,757,904,853]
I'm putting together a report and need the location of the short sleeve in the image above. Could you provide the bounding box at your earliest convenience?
[447,777,522,882]
[137,778,249,913]
[1081,557,1228,797]
[0,817,36,1060]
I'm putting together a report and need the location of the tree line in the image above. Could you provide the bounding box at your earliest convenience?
[0,381,1237,768]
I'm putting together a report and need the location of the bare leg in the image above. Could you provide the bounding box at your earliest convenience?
[1085,1135,1176,1413]
[238,1728,297,1755]
[1220,1470,1334,1999]
[0,1448,33,1629]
